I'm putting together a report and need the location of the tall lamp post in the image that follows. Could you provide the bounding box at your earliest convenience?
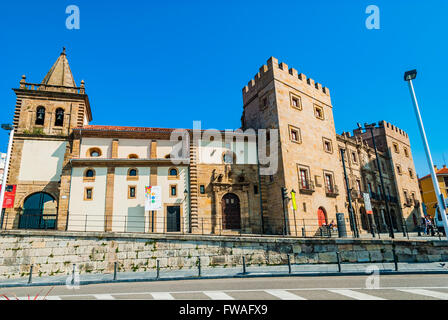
[0,124,14,227]
[357,123,395,239]
[404,69,448,239]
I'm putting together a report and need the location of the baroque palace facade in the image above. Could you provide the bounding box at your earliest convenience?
[1,49,423,236]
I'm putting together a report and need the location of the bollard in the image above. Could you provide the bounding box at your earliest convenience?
[392,246,398,271]
[156,260,160,279]
[28,265,33,284]
[198,257,201,277]
[287,254,291,274]
[320,228,323,237]
[113,262,118,281]
[336,252,341,272]
[242,256,247,275]
[302,227,306,238]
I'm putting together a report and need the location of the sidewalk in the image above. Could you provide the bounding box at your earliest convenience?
[1,261,447,288]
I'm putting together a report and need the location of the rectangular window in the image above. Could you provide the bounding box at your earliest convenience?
[397,165,402,174]
[170,185,177,197]
[393,143,399,153]
[357,180,362,193]
[351,152,357,164]
[323,138,333,153]
[128,186,136,199]
[324,173,334,193]
[289,125,301,143]
[253,185,259,195]
[200,185,205,194]
[290,93,302,110]
[404,147,409,157]
[299,169,309,189]
[84,187,93,201]
[314,105,324,120]
[408,168,414,178]
[367,182,373,195]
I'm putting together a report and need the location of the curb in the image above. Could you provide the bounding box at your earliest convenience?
[1,269,448,289]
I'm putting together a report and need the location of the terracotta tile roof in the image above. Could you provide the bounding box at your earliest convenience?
[419,167,448,181]
[75,125,184,133]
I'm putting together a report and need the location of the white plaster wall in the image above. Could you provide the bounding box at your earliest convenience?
[79,138,112,158]
[18,140,66,182]
[117,139,151,159]
[199,139,257,164]
[67,167,107,231]
[156,166,188,233]
[157,140,178,159]
[112,167,150,232]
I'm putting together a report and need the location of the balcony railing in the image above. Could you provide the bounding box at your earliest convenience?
[299,180,315,194]
[325,185,339,197]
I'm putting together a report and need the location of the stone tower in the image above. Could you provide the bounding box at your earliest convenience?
[5,48,92,230]
[353,121,422,228]
[241,57,346,235]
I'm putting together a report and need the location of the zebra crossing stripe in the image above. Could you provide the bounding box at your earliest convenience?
[329,289,385,300]
[93,294,115,300]
[264,290,307,300]
[150,292,175,300]
[203,291,235,300]
[399,289,448,300]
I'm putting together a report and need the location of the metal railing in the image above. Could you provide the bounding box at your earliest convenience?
[0,211,438,240]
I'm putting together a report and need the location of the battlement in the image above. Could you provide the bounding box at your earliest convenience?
[242,57,330,96]
[379,120,409,139]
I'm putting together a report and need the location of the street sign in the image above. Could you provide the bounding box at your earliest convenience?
[363,192,373,214]
[145,186,162,210]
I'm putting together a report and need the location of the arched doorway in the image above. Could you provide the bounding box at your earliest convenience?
[317,207,327,226]
[222,193,241,230]
[19,192,57,229]
[360,206,369,231]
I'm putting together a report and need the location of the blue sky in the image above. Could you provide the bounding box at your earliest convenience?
[0,0,446,177]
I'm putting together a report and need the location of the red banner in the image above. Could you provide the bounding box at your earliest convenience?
[0,185,16,208]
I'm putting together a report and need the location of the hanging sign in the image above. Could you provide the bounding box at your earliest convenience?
[0,185,16,208]
[363,192,373,214]
[145,186,162,210]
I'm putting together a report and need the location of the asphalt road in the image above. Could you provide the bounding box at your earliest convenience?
[2,274,448,300]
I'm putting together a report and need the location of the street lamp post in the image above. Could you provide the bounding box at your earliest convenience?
[358,123,395,239]
[404,69,448,239]
[0,124,14,227]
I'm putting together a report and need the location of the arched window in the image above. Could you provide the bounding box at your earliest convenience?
[35,107,45,125]
[87,148,102,157]
[54,108,64,126]
[168,167,178,179]
[83,168,94,177]
[127,168,138,180]
[19,192,57,229]
[128,154,139,159]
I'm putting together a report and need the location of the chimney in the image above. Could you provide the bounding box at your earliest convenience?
[443,165,446,169]
[434,165,438,170]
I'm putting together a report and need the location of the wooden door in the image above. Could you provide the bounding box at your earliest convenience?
[222,193,241,230]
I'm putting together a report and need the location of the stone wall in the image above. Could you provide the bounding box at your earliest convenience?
[0,230,447,280]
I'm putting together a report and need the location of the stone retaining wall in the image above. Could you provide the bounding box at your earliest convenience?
[0,230,447,280]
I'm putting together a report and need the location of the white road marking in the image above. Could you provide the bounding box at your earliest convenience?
[150,292,175,300]
[264,290,307,300]
[93,294,115,300]
[203,291,235,300]
[329,289,385,300]
[399,289,448,300]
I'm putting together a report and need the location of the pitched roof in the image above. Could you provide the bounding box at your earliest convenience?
[419,166,448,181]
[41,47,76,87]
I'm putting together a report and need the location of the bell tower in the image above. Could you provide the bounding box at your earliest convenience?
[4,48,92,230]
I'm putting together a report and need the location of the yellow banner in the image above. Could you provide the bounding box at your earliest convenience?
[291,191,297,211]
